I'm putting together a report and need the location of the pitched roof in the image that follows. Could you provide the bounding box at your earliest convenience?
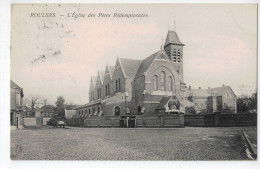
[10,80,24,97]
[99,71,105,84]
[107,66,115,79]
[181,99,195,107]
[135,51,159,78]
[208,86,236,97]
[156,95,179,109]
[185,88,210,97]
[119,58,142,79]
[164,31,184,46]
[156,96,171,109]
[10,80,22,89]
[91,76,97,87]
[143,94,163,102]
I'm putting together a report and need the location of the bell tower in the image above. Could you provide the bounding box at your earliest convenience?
[164,30,185,79]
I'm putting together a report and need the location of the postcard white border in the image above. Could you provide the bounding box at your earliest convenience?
[0,0,259,169]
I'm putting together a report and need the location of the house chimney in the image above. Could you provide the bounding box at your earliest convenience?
[189,86,191,90]
[222,84,225,87]
[199,87,201,89]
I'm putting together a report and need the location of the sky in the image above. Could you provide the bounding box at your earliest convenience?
[10,4,257,105]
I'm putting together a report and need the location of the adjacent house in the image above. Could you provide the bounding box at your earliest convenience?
[10,80,24,128]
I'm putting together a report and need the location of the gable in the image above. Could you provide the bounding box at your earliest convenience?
[89,76,96,90]
[105,65,114,80]
[135,51,159,78]
[208,86,236,97]
[119,58,142,79]
[95,71,105,87]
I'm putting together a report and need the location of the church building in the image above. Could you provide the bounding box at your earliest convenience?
[73,30,237,117]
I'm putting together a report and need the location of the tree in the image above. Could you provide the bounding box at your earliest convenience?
[237,92,257,113]
[65,102,78,110]
[23,96,41,117]
[55,96,65,117]
[185,106,196,115]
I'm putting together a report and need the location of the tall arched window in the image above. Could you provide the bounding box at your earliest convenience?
[160,71,166,91]
[108,84,110,95]
[119,78,121,92]
[116,80,118,93]
[153,75,158,91]
[168,76,173,91]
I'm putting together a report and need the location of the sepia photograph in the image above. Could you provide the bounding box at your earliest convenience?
[6,2,258,163]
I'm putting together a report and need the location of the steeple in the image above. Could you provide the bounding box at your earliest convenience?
[164,30,184,47]
[164,30,184,79]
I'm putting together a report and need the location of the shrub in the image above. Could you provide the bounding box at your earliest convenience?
[185,106,196,115]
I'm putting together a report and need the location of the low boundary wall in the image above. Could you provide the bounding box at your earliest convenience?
[67,114,185,128]
[185,113,257,127]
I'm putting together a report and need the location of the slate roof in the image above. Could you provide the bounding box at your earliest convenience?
[91,76,97,87]
[156,96,171,109]
[10,80,24,97]
[156,95,179,109]
[143,94,163,102]
[184,88,210,97]
[208,86,236,97]
[135,51,159,78]
[108,66,115,78]
[10,80,22,89]
[181,99,195,107]
[184,86,236,98]
[119,58,142,79]
[99,71,105,84]
[164,31,184,46]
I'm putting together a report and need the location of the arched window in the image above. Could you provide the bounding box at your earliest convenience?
[116,80,118,93]
[173,49,176,56]
[119,78,121,92]
[177,49,181,56]
[160,71,166,91]
[138,106,142,113]
[168,76,173,91]
[153,75,158,91]
[115,106,120,116]
[105,85,107,96]
[108,84,109,95]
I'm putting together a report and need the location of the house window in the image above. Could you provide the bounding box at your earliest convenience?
[168,76,173,91]
[153,75,158,91]
[160,71,166,91]
[98,106,100,113]
[98,88,101,99]
[15,91,20,106]
[89,109,91,114]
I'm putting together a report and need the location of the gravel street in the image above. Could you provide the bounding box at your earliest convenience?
[11,126,256,160]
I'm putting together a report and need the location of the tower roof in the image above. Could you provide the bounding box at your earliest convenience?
[164,31,184,46]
